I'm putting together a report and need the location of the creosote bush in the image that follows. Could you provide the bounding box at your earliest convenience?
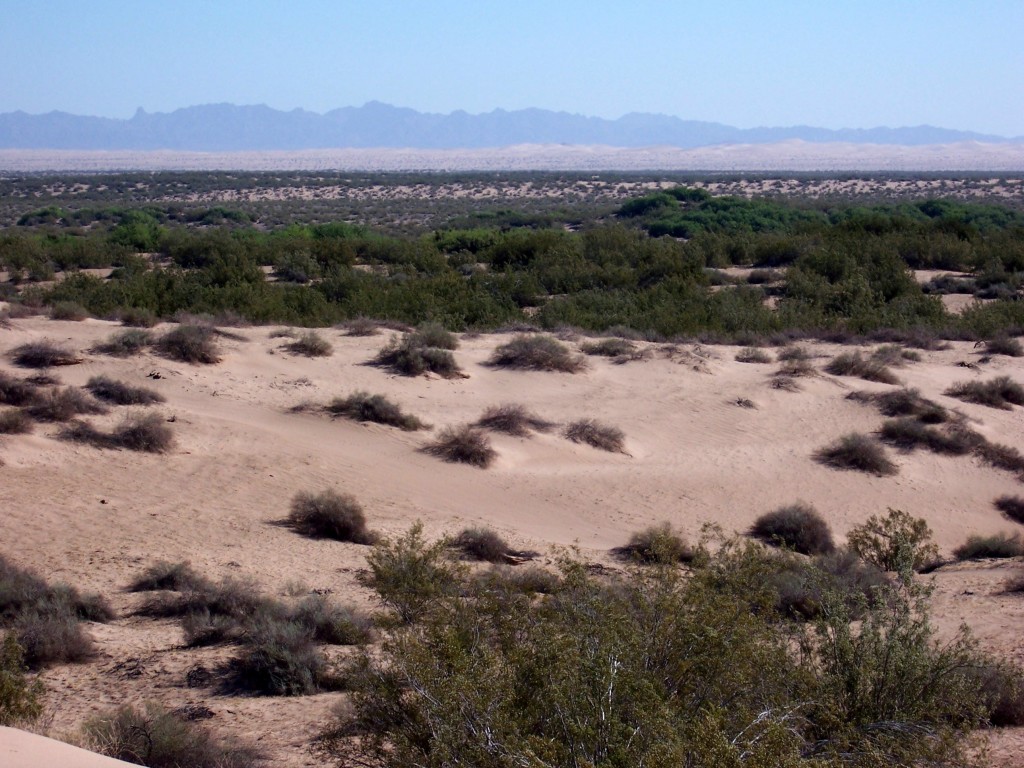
[563,418,626,453]
[86,375,165,405]
[287,490,375,544]
[9,340,81,368]
[284,331,333,357]
[825,351,899,384]
[422,425,496,468]
[751,502,835,555]
[995,495,1024,524]
[326,391,426,431]
[814,433,897,476]
[945,376,1024,410]
[92,328,154,357]
[475,403,555,436]
[156,324,221,364]
[953,532,1024,561]
[612,522,694,564]
[847,508,941,573]
[488,334,586,372]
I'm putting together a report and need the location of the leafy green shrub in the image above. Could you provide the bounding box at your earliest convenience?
[83,702,264,767]
[847,508,940,573]
[13,604,96,668]
[156,324,221,364]
[287,490,375,544]
[995,495,1024,524]
[119,307,158,327]
[92,328,154,356]
[986,335,1024,357]
[475,403,555,436]
[488,334,586,372]
[284,331,333,357]
[86,375,165,405]
[612,523,694,564]
[878,418,974,455]
[48,301,89,321]
[9,340,81,368]
[953,532,1024,560]
[563,418,625,453]
[580,338,637,357]
[751,503,835,555]
[26,387,107,422]
[422,425,496,468]
[945,376,1024,409]
[0,634,44,725]
[814,433,897,476]
[326,391,426,430]
[0,409,32,434]
[825,351,899,384]
[127,561,203,593]
[735,347,772,363]
[374,334,462,378]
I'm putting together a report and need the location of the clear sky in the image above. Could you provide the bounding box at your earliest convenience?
[3,1,1021,136]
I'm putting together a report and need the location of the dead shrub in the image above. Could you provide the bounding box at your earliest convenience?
[770,375,803,392]
[488,334,586,373]
[612,523,694,564]
[0,409,32,434]
[995,495,1024,524]
[326,391,426,431]
[9,340,81,368]
[953,532,1024,561]
[945,377,1024,410]
[92,328,154,357]
[287,490,375,544]
[87,375,165,405]
[825,352,899,384]
[284,331,333,358]
[26,387,107,422]
[563,419,626,453]
[156,324,221,364]
[751,503,835,555]
[735,347,772,364]
[475,403,555,437]
[814,433,898,476]
[422,425,497,468]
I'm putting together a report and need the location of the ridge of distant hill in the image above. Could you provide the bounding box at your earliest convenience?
[0,102,1019,151]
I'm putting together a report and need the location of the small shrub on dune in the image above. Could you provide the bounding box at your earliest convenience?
[871,345,920,366]
[0,372,39,406]
[751,503,835,555]
[326,391,426,431]
[375,335,462,378]
[581,338,637,358]
[134,576,267,622]
[612,523,694,565]
[776,346,811,362]
[26,387,107,422]
[287,490,375,544]
[9,340,81,368]
[953,532,1024,561]
[475,403,555,437]
[422,425,497,468]
[975,440,1024,474]
[563,419,626,453]
[986,336,1024,358]
[776,358,816,378]
[995,495,1024,524]
[156,324,221,364]
[119,307,158,328]
[945,376,1024,410]
[770,374,803,392]
[284,331,333,357]
[0,634,44,726]
[735,347,772,364]
[112,412,174,452]
[14,606,96,668]
[341,317,383,336]
[128,561,204,593]
[862,388,949,423]
[451,527,536,564]
[290,595,374,645]
[814,433,897,476]
[87,375,165,405]
[825,351,899,384]
[48,301,89,321]
[223,618,337,696]
[878,418,973,455]
[488,334,586,373]
[92,328,154,357]
[0,409,32,434]
[0,554,113,623]
[409,322,458,350]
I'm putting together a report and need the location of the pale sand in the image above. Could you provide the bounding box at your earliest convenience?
[0,728,133,768]
[1,315,1023,765]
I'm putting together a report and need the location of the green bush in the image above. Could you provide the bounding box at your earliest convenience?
[612,522,694,564]
[751,503,835,555]
[847,508,941,574]
[287,490,375,544]
[326,391,426,431]
[488,334,586,372]
[422,425,496,468]
[814,433,897,476]
[0,634,44,726]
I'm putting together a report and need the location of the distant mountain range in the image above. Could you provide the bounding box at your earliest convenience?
[0,102,1019,151]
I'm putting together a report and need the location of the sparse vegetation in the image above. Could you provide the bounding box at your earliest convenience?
[825,351,899,384]
[612,523,694,564]
[86,375,165,405]
[284,331,333,357]
[854,387,949,422]
[995,495,1024,524]
[127,560,203,593]
[422,425,496,468]
[0,635,44,726]
[326,391,426,430]
[374,333,462,377]
[156,324,221,364]
[475,403,555,436]
[60,412,174,452]
[563,418,626,453]
[986,335,1024,357]
[25,387,107,422]
[0,372,38,406]
[847,508,941,573]
[287,490,375,544]
[735,346,772,363]
[48,301,89,321]
[119,307,158,327]
[0,409,32,434]
[9,340,81,368]
[452,527,517,563]
[814,433,897,476]
[92,328,154,356]
[878,418,973,455]
[953,532,1024,560]
[751,503,835,555]
[488,334,586,372]
[580,338,637,358]
[945,376,1024,410]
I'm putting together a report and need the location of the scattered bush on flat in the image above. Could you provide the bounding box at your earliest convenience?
[287,490,376,544]
[953,532,1024,561]
[284,331,333,357]
[878,418,974,455]
[563,418,626,453]
[612,523,694,564]
[945,376,1024,410]
[814,433,897,476]
[92,328,154,357]
[26,387,107,422]
[751,503,835,555]
[326,391,426,431]
[9,341,81,368]
[422,425,496,468]
[475,403,555,436]
[735,347,772,364]
[825,351,899,384]
[374,334,462,377]
[60,412,174,453]
[488,334,586,373]
[87,375,165,405]
[156,324,221,364]
[0,409,32,434]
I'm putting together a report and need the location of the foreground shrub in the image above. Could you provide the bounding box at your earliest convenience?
[751,503,835,555]
[326,391,426,431]
[374,334,462,378]
[563,418,626,453]
[13,603,96,668]
[986,335,1024,357]
[224,618,338,696]
[9,340,81,368]
[86,375,165,405]
[25,387,107,422]
[156,324,221,364]
[847,508,941,574]
[287,490,375,544]
[945,376,1024,410]
[83,702,264,767]
[422,425,496,468]
[475,403,555,436]
[92,328,154,357]
[813,433,897,476]
[612,523,694,564]
[995,495,1024,524]
[488,334,586,372]
[284,331,333,357]
[0,635,44,725]
[824,351,899,384]
[953,532,1024,560]
[291,594,373,646]
[0,409,32,434]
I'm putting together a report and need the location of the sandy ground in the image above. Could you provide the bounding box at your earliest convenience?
[2,314,1024,765]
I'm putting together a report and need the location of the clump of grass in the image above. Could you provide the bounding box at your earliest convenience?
[825,352,899,384]
[287,490,376,544]
[92,328,154,357]
[284,331,333,357]
[751,503,835,555]
[0,372,39,406]
[563,419,626,453]
[735,347,772,364]
[326,391,426,431]
[48,301,89,321]
[0,409,32,434]
[61,412,174,453]
[488,334,586,373]
[953,532,1024,561]
[814,433,898,476]
[581,338,637,358]
[612,523,694,564]
[128,561,204,593]
[86,375,165,405]
[156,324,221,364]
[994,496,1024,524]
[26,387,107,422]
[119,307,158,327]
[878,418,974,455]
[423,425,497,468]
[852,388,950,423]
[475,403,555,437]
[945,376,1024,410]
[9,340,81,368]
[374,334,462,378]
[986,336,1024,358]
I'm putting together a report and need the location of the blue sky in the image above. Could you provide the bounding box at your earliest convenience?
[3,1,1022,135]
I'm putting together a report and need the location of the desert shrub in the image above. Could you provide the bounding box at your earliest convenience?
[953,532,1024,560]
[1004,571,1024,594]
[224,617,338,696]
[612,523,694,564]
[326,391,426,431]
[182,609,243,647]
[972,664,1024,727]
[866,387,949,422]
[13,604,96,668]
[825,351,899,384]
[975,440,1024,474]
[878,418,973,455]
[83,702,264,768]
[870,344,920,365]
[776,345,811,361]
[0,554,112,625]
[341,317,383,336]
[290,595,373,646]
[135,576,268,623]
[476,565,562,595]
[26,387,107,422]
[813,433,897,476]
[0,634,44,726]
[156,324,221,364]
[422,425,496,468]
[0,409,32,434]
[284,331,333,357]
[945,376,1024,409]
[751,503,835,555]
[48,301,88,321]
[86,375,165,405]
[409,322,459,350]
[735,347,772,363]
[128,561,204,593]
[475,403,555,436]
[488,334,586,372]
[995,495,1024,524]
[92,328,154,356]
[580,338,637,357]
[986,335,1024,357]
[287,490,375,544]
[563,418,626,453]
[847,509,941,574]
[0,372,38,406]
[112,412,174,452]
[374,335,462,378]
[9,340,81,368]
[450,527,534,565]
[119,307,158,327]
